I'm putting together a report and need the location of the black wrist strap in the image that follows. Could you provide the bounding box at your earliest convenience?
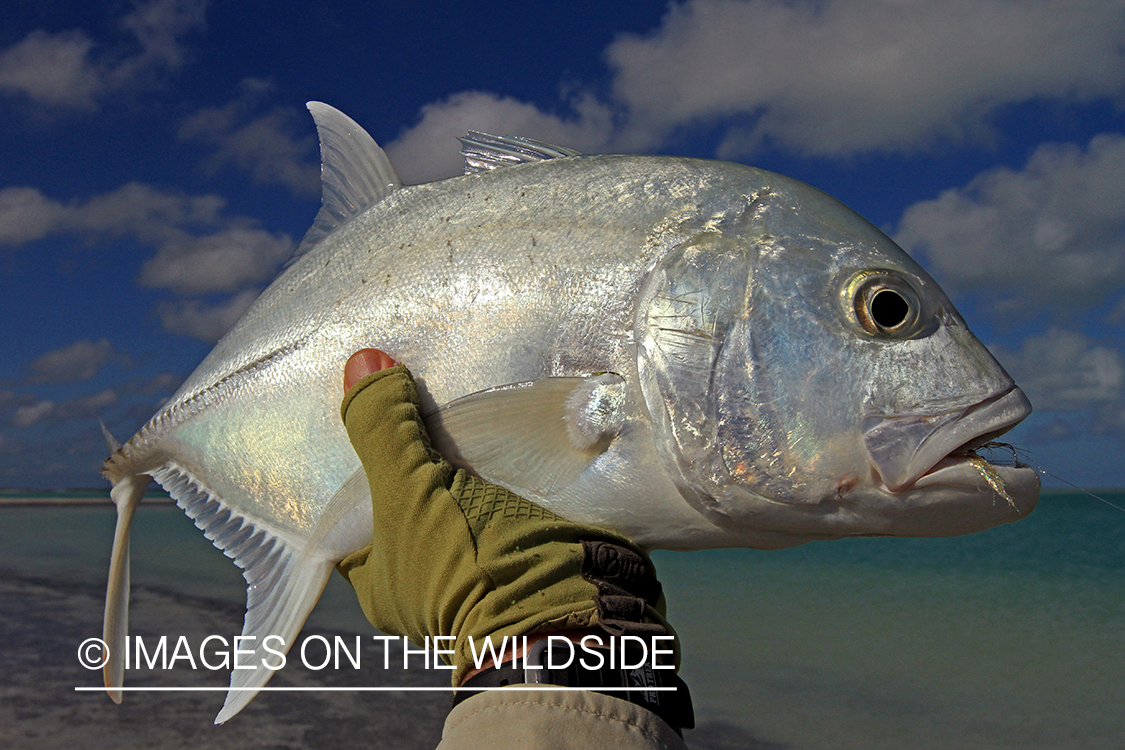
[452,639,694,735]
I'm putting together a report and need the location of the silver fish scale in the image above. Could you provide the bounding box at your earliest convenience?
[175,156,731,404]
[136,157,758,534]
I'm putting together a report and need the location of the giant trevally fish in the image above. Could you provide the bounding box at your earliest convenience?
[101,102,1040,722]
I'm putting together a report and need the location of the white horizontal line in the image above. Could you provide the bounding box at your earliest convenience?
[76,686,677,692]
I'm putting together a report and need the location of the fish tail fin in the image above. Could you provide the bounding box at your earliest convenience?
[102,472,149,703]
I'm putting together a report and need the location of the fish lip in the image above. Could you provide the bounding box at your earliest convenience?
[910,456,1041,525]
[864,386,1033,493]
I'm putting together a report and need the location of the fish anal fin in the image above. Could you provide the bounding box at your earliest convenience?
[425,374,625,497]
[148,463,339,723]
[214,468,369,722]
[214,551,335,724]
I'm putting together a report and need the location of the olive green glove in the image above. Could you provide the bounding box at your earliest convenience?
[336,365,674,685]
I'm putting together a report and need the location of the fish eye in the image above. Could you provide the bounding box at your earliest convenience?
[871,289,909,328]
[848,271,920,337]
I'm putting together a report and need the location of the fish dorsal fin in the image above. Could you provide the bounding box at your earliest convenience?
[459,131,581,174]
[424,373,625,498]
[290,102,403,261]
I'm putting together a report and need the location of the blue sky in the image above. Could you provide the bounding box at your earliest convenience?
[1,0,1123,490]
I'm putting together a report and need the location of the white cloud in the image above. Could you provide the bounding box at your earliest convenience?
[11,400,56,429]
[992,329,1124,412]
[116,0,207,71]
[0,187,70,244]
[8,388,121,428]
[137,225,293,295]
[385,91,614,184]
[0,30,101,108]
[157,288,260,343]
[179,78,320,196]
[61,388,119,419]
[895,134,1125,311]
[72,182,226,240]
[1094,402,1125,437]
[0,182,224,248]
[1028,418,1077,444]
[606,0,1125,157]
[0,0,205,109]
[26,339,116,384]
[379,0,1125,176]
[0,182,293,296]
[140,371,184,397]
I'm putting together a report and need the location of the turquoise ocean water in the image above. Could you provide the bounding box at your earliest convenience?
[3,490,1122,749]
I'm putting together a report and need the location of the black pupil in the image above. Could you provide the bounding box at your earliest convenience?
[871,290,909,329]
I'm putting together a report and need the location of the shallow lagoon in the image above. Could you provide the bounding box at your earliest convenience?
[2,491,1122,749]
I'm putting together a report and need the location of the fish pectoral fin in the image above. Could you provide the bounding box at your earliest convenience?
[103,473,148,702]
[425,373,626,497]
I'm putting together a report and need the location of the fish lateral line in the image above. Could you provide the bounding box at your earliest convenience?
[130,337,313,452]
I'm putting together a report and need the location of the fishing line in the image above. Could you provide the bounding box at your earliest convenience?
[1035,469,1125,515]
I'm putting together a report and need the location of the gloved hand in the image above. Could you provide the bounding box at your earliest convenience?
[335,350,675,685]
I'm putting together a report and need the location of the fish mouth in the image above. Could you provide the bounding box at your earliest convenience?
[863,386,1033,493]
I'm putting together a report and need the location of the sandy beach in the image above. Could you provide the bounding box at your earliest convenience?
[1,569,455,749]
[0,498,760,749]
[0,494,453,748]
